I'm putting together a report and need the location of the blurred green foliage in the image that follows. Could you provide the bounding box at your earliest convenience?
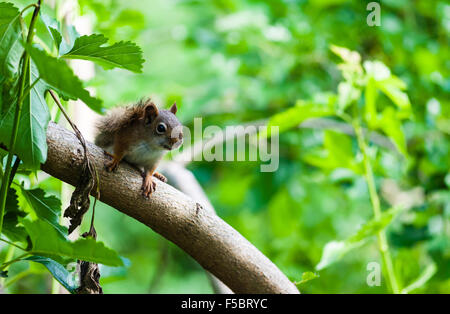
[1,0,449,293]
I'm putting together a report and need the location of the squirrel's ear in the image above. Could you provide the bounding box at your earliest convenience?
[144,102,159,124]
[169,102,177,115]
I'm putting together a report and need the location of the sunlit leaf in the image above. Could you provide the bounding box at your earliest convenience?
[61,34,144,73]
[295,271,319,286]
[302,131,363,174]
[379,107,407,156]
[39,13,62,51]
[376,77,411,112]
[268,95,337,135]
[0,2,23,79]
[364,76,378,129]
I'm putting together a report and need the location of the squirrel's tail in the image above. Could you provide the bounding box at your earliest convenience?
[94,106,128,148]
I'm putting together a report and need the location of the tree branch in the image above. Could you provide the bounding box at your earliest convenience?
[41,122,299,294]
[160,162,233,294]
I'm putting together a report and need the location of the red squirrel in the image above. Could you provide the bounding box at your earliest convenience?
[94,99,183,197]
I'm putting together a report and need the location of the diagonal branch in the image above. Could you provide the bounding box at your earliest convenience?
[41,122,299,294]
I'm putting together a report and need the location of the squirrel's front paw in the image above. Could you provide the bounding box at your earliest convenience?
[142,176,157,198]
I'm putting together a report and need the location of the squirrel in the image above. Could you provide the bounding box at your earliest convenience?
[94,99,183,197]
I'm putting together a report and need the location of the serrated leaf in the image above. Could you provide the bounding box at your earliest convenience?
[25,45,103,112]
[25,256,78,293]
[61,34,144,73]
[2,186,28,243]
[23,219,123,267]
[20,187,66,236]
[0,2,23,79]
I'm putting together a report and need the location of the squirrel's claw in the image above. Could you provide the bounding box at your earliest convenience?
[105,158,120,172]
[142,176,157,198]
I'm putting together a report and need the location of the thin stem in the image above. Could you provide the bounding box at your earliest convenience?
[20,4,38,15]
[0,238,27,251]
[0,1,41,236]
[0,253,29,271]
[353,121,400,294]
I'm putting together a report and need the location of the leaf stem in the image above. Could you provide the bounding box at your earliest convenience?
[0,253,29,271]
[20,4,38,15]
[0,1,41,236]
[353,120,400,294]
[0,238,27,251]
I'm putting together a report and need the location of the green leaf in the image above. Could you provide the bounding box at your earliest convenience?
[376,77,411,112]
[0,2,23,79]
[302,131,363,174]
[337,81,360,111]
[25,45,103,113]
[48,27,62,50]
[0,61,50,168]
[330,45,361,65]
[20,187,67,236]
[2,186,28,243]
[379,107,407,156]
[364,77,378,129]
[363,60,391,81]
[316,207,403,270]
[268,94,337,135]
[61,34,144,73]
[346,206,403,243]
[39,12,79,55]
[23,219,123,267]
[315,240,364,271]
[295,272,319,286]
[39,13,62,51]
[25,255,78,293]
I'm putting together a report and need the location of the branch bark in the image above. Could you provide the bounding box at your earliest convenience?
[160,162,233,294]
[41,122,299,294]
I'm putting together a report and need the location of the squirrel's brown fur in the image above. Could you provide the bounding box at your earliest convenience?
[94,99,150,148]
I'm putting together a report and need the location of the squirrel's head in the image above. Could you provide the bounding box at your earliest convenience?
[141,101,183,151]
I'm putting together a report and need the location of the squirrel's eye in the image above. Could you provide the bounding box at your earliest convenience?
[156,123,167,134]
